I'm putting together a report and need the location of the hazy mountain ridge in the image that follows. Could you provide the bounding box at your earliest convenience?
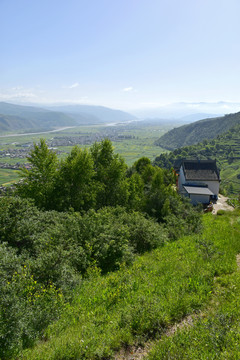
[0,102,77,132]
[133,101,240,119]
[0,102,137,133]
[155,111,240,150]
[45,104,137,124]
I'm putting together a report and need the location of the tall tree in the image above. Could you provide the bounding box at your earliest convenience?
[17,139,58,209]
[56,146,96,211]
[90,139,128,208]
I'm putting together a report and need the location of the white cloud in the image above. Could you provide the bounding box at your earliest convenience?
[123,86,134,92]
[69,82,79,89]
[62,82,80,89]
[0,89,37,101]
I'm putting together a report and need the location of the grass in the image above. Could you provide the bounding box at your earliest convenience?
[148,271,240,359]
[22,210,240,360]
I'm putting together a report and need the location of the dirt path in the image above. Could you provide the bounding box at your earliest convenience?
[212,194,234,214]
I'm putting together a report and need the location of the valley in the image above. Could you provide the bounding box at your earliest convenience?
[0,120,171,186]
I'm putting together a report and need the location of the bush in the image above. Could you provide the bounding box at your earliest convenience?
[0,258,64,359]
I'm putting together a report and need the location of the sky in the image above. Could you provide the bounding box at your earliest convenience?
[1,0,240,112]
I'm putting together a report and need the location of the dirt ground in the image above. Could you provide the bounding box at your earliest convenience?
[212,194,234,214]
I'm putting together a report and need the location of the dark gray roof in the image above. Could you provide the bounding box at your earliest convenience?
[183,186,214,195]
[182,160,220,181]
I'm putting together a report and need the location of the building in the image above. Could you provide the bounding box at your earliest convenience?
[178,159,221,205]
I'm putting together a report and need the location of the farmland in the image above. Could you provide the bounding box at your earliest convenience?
[0,120,171,186]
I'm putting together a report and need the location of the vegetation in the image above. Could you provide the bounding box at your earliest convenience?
[20,209,240,359]
[148,210,240,360]
[0,138,202,358]
[155,111,240,150]
[16,139,175,219]
[154,123,240,194]
[0,138,239,359]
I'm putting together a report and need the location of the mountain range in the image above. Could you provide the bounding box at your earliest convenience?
[132,101,240,119]
[0,102,137,133]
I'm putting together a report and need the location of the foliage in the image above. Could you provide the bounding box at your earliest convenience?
[0,194,170,358]
[0,139,205,358]
[21,210,240,360]
[16,139,130,211]
[55,146,96,211]
[17,139,58,209]
[90,139,129,208]
[0,246,64,359]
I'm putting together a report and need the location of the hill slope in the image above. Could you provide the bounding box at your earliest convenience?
[154,123,240,194]
[0,114,37,132]
[155,112,240,150]
[0,102,77,132]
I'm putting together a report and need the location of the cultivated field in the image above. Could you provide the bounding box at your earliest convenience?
[0,121,172,186]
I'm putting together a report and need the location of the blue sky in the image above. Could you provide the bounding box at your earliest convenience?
[1,0,240,111]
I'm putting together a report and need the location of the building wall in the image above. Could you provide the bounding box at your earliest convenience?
[189,194,210,205]
[178,166,186,193]
[178,166,220,196]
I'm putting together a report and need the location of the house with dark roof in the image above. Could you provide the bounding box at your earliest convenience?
[178,159,221,205]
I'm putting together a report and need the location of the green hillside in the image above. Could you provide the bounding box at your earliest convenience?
[0,102,77,132]
[15,208,240,360]
[155,112,240,150]
[0,114,37,132]
[154,123,240,194]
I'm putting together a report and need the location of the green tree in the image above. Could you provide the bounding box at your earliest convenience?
[134,157,151,174]
[17,139,58,209]
[56,146,96,211]
[90,139,128,208]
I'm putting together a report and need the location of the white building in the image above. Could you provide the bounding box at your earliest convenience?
[178,160,221,205]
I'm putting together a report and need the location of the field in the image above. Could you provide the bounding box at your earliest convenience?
[0,169,19,186]
[22,209,240,359]
[0,121,171,185]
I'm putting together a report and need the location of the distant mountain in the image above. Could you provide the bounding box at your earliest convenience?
[0,102,77,132]
[179,113,219,123]
[45,104,137,125]
[155,112,240,150]
[132,101,240,119]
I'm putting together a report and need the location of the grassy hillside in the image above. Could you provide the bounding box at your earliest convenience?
[21,209,240,360]
[154,123,240,194]
[155,111,240,150]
